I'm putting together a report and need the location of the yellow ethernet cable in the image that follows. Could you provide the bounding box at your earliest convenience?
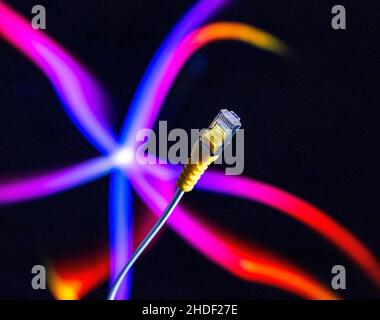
[108,109,241,300]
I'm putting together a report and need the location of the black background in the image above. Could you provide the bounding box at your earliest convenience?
[0,0,378,299]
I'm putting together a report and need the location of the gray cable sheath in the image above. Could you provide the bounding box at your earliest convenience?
[107,188,185,300]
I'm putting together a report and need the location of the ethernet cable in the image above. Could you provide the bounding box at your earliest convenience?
[107,109,241,300]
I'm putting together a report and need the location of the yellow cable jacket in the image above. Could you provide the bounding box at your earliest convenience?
[177,155,218,192]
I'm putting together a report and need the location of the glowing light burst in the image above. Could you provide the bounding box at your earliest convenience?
[49,248,109,300]
[0,0,379,300]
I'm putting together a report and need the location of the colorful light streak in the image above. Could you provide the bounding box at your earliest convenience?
[129,169,339,300]
[0,0,379,300]
[109,170,133,299]
[49,247,109,300]
[122,21,288,150]
[0,1,117,153]
[0,156,113,205]
[49,167,339,300]
[120,0,230,146]
[197,171,380,288]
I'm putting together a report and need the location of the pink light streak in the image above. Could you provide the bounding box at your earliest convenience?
[121,0,230,144]
[197,171,380,288]
[122,21,287,147]
[0,1,117,153]
[0,156,113,205]
[129,169,338,300]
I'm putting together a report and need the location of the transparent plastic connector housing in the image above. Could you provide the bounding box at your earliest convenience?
[177,109,241,192]
[201,109,241,156]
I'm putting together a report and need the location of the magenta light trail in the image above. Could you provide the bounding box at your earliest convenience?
[121,21,288,150]
[0,156,114,205]
[0,1,117,153]
[129,169,338,300]
[120,0,230,146]
[197,171,380,288]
